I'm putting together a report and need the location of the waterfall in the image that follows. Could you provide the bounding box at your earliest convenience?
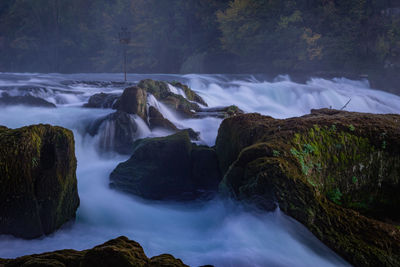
[1,72,399,267]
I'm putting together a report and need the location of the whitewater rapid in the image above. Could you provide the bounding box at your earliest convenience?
[1,73,400,266]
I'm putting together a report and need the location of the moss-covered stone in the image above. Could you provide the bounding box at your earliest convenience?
[137,79,202,117]
[216,109,400,267]
[0,124,79,239]
[110,131,221,200]
[1,236,189,267]
[137,79,171,99]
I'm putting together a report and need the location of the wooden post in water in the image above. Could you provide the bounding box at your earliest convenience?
[119,27,131,82]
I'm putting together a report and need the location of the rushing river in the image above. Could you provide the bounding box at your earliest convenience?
[1,73,400,266]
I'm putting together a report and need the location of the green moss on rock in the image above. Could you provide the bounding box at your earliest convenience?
[216,109,400,267]
[0,124,79,239]
[138,79,202,117]
[1,236,189,267]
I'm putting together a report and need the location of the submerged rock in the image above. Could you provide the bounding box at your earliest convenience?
[0,124,79,238]
[0,236,189,267]
[110,131,221,200]
[0,93,56,108]
[216,109,400,266]
[83,92,120,109]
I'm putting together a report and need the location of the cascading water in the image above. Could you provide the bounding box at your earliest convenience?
[167,83,188,99]
[1,72,400,266]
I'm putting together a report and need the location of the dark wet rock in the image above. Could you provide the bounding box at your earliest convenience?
[0,92,56,108]
[87,110,141,155]
[0,236,189,267]
[118,86,147,120]
[83,92,120,109]
[0,124,79,239]
[195,105,244,119]
[148,106,178,132]
[216,109,400,267]
[110,131,221,200]
[180,128,200,141]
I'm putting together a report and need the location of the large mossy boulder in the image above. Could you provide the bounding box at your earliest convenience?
[0,124,79,239]
[216,109,400,267]
[110,131,221,200]
[1,236,189,267]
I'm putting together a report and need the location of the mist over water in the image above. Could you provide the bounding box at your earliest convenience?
[1,73,400,266]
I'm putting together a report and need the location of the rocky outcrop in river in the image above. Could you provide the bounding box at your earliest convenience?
[0,124,79,238]
[0,236,189,267]
[110,131,221,200]
[216,109,400,266]
[0,92,56,108]
[85,79,241,154]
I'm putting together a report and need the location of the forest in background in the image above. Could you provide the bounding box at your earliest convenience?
[0,0,399,81]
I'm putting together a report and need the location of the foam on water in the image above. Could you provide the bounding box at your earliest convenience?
[1,73,400,266]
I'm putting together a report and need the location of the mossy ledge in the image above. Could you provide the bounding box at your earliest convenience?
[0,124,79,239]
[216,109,400,267]
[0,236,189,267]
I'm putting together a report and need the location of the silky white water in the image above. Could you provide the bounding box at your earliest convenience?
[1,73,400,266]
